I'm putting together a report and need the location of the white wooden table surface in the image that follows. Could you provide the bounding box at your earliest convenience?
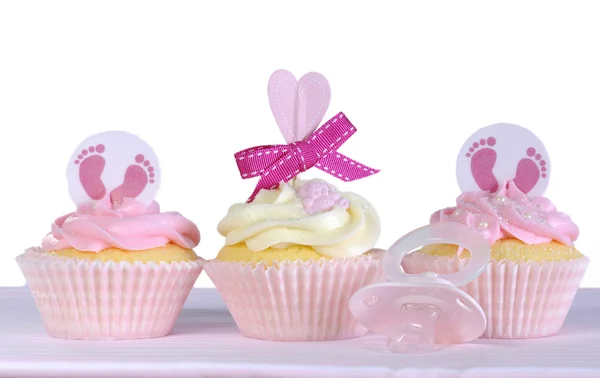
[0,287,598,378]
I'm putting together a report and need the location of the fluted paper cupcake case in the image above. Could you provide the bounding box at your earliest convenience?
[17,247,204,340]
[204,250,384,342]
[402,253,589,339]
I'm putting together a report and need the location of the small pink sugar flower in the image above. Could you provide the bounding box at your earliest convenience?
[298,181,350,215]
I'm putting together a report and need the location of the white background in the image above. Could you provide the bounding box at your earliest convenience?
[0,1,598,288]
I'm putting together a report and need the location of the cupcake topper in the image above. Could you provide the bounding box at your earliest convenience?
[349,222,490,354]
[234,69,380,202]
[456,123,551,197]
[66,131,161,206]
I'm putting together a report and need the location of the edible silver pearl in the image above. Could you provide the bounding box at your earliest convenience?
[495,195,507,203]
[523,213,533,219]
[478,221,489,229]
[453,209,462,217]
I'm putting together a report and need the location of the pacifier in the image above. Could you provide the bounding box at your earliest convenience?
[349,222,490,354]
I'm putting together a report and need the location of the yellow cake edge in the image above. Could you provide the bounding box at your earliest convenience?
[47,243,199,263]
[420,238,584,262]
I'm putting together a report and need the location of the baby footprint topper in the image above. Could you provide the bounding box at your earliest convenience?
[456,123,551,196]
[66,131,161,206]
[235,69,380,202]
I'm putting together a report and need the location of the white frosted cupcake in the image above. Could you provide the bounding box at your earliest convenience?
[204,178,383,341]
[205,69,384,341]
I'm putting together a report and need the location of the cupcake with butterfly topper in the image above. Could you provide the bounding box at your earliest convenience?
[203,70,383,341]
[402,123,589,339]
[16,131,203,340]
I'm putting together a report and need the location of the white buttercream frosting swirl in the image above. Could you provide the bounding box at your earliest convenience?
[217,178,380,257]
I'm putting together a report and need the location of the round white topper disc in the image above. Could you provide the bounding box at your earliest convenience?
[66,131,161,206]
[456,123,550,197]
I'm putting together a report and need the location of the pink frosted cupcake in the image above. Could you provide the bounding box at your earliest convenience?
[204,69,384,341]
[17,131,203,340]
[402,123,589,339]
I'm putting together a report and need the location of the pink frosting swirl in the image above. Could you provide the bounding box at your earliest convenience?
[431,181,579,246]
[42,197,201,252]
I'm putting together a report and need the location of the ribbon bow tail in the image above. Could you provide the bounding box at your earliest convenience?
[234,145,289,202]
[247,172,281,203]
[316,152,380,182]
[307,112,380,182]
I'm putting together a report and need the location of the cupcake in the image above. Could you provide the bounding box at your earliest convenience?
[204,70,383,341]
[17,131,203,340]
[402,123,589,339]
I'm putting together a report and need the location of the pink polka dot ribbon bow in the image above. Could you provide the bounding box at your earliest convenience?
[235,112,380,202]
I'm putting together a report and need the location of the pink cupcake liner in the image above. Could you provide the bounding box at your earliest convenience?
[16,247,204,340]
[204,250,384,341]
[402,253,589,339]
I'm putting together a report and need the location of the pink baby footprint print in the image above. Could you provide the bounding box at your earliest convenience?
[74,144,106,200]
[513,147,546,194]
[466,137,499,192]
[109,154,156,203]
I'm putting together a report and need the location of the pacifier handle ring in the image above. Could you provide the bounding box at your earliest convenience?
[384,222,491,288]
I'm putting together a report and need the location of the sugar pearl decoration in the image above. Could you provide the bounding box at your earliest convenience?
[453,209,462,217]
[523,213,533,219]
[495,195,507,203]
[478,221,489,230]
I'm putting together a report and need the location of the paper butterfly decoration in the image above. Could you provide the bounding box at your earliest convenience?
[234,69,380,202]
[456,123,551,197]
[66,131,161,206]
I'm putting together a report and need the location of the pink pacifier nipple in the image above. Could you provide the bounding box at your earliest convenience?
[388,303,440,354]
[349,222,491,354]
